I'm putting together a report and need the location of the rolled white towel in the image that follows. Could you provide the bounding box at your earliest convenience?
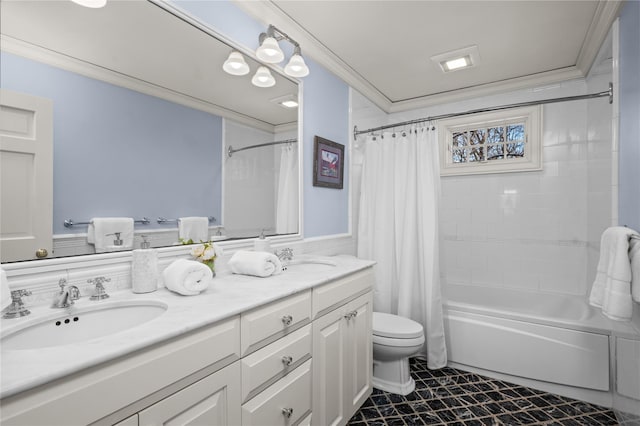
[163,259,212,296]
[228,250,282,278]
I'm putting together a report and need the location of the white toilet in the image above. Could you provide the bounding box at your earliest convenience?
[372,312,425,395]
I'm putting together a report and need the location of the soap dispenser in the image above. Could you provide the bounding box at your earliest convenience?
[253,230,271,252]
[132,235,158,293]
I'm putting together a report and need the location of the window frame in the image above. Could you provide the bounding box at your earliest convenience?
[438,105,543,176]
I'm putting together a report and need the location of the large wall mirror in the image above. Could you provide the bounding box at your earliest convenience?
[0,0,300,262]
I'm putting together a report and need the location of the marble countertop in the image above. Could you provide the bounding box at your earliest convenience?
[0,254,375,399]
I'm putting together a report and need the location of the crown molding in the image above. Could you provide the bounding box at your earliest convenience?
[576,0,623,76]
[235,0,618,115]
[1,35,276,134]
[388,67,586,113]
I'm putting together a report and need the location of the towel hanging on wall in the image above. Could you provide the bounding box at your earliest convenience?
[589,226,639,321]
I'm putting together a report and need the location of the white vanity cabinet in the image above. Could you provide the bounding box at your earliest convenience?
[1,265,374,426]
[312,269,374,426]
[0,317,241,426]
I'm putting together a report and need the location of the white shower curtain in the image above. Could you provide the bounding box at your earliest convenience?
[357,127,447,369]
[276,144,298,234]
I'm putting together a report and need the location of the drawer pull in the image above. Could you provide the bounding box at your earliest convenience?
[281,315,293,326]
[344,310,357,321]
[282,407,294,418]
[281,355,293,366]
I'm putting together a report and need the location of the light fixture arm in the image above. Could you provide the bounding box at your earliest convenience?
[259,24,301,51]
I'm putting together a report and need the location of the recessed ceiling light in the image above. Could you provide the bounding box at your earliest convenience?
[270,94,298,108]
[431,45,480,73]
[443,56,470,71]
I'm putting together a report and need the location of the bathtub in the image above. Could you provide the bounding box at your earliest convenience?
[442,284,623,405]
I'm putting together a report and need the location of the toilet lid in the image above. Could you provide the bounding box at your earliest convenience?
[372,312,424,339]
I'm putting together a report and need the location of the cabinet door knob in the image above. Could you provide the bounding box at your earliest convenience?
[35,248,48,258]
[281,407,294,418]
[281,314,293,326]
[281,355,293,366]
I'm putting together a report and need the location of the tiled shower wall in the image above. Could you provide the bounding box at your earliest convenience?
[351,74,613,298]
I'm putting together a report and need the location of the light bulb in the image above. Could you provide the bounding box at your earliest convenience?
[252,66,276,88]
[222,51,250,76]
[284,53,310,78]
[256,37,284,63]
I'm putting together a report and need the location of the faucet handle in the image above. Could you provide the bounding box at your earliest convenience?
[106,232,123,246]
[88,277,111,301]
[88,276,111,286]
[10,289,32,302]
[3,290,32,318]
[58,278,67,291]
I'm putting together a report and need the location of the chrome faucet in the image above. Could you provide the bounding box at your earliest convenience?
[52,278,80,308]
[2,289,32,319]
[275,247,294,263]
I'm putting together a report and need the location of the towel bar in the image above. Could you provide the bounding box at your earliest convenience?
[63,218,150,228]
[157,216,216,224]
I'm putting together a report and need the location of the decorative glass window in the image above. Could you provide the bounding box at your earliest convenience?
[439,106,542,176]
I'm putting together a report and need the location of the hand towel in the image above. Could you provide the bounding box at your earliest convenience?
[630,237,640,303]
[1,268,11,311]
[178,217,209,243]
[88,217,134,253]
[163,259,212,296]
[589,226,639,321]
[228,250,282,278]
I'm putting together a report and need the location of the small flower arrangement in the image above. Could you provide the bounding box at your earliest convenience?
[180,239,223,274]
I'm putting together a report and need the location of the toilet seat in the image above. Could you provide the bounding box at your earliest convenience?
[372,312,424,339]
[372,334,425,347]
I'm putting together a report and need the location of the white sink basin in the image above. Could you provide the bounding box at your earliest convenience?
[283,258,337,273]
[1,300,167,351]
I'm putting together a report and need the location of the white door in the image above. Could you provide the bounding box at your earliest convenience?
[0,89,53,262]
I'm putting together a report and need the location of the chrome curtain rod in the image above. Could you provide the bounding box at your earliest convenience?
[227,138,297,157]
[353,83,613,140]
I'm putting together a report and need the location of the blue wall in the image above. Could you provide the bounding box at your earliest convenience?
[174,0,351,238]
[619,0,640,230]
[1,52,223,235]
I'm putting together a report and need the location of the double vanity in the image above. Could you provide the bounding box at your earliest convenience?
[0,255,375,426]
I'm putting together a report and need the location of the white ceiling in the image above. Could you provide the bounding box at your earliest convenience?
[239,0,622,113]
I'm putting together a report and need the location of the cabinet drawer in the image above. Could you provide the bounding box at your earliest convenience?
[241,324,312,403]
[312,269,373,319]
[242,359,312,426]
[241,291,311,356]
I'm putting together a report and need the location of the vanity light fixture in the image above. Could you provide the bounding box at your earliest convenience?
[70,0,107,8]
[256,24,310,78]
[431,45,480,73]
[222,51,250,76]
[284,46,310,78]
[252,66,276,88]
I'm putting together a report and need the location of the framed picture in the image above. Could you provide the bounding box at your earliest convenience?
[313,136,344,189]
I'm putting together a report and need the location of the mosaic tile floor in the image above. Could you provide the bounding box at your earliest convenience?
[348,359,636,426]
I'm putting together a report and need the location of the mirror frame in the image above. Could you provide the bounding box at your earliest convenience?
[0,0,304,265]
